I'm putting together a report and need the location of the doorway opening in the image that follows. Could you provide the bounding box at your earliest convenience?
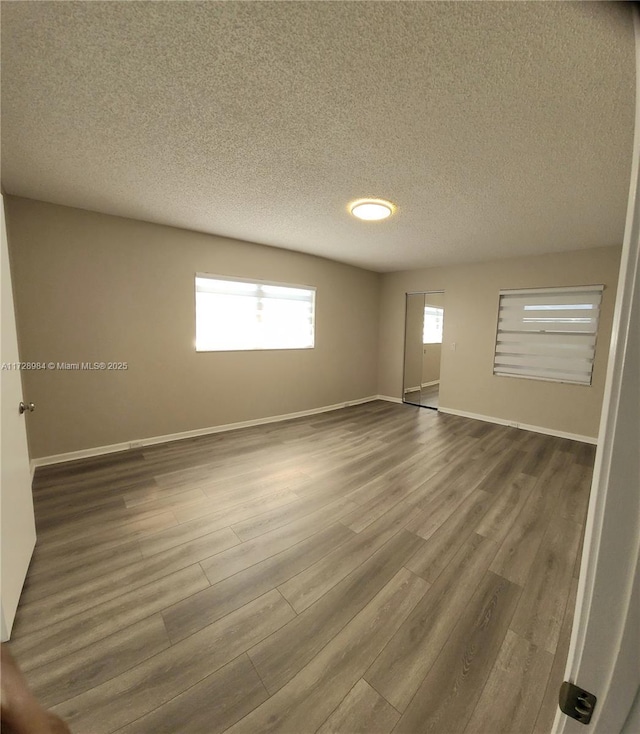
[402,291,445,410]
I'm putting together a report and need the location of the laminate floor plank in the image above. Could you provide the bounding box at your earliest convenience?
[121,477,193,507]
[340,451,424,505]
[510,512,582,654]
[490,449,573,585]
[137,489,300,557]
[10,565,209,672]
[475,472,537,544]
[343,427,476,514]
[316,678,400,734]
[114,654,269,734]
[152,457,263,490]
[365,533,499,712]
[393,571,522,734]
[24,615,170,708]
[406,431,518,543]
[473,448,529,494]
[533,577,580,734]
[19,540,144,600]
[52,590,295,734]
[32,482,125,511]
[573,441,597,467]
[521,435,559,477]
[291,447,419,505]
[31,449,146,489]
[280,495,425,613]
[162,522,354,643]
[404,489,494,584]
[117,486,209,514]
[200,497,358,586]
[34,495,126,532]
[407,474,482,541]
[32,469,155,501]
[340,473,428,533]
[226,569,428,734]
[201,469,310,502]
[145,446,278,486]
[35,500,178,543]
[15,527,239,632]
[11,403,593,733]
[172,480,311,523]
[150,432,353,485]
[403,439,490,514]
[466,420,497,438]
[463,629,554,734]
[230,488,352,541]
[555,461,593,527]
[34,509,179,558]
[34,471,156,499]
[249,530,427,694]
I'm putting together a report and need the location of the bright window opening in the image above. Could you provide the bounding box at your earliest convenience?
[195,274,315,352]
[423,306,444,344]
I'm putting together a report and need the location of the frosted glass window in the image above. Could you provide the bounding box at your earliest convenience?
[195,274,315,351]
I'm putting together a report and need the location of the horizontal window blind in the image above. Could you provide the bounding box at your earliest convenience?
[195,274,315,351]
[493,286,603,385]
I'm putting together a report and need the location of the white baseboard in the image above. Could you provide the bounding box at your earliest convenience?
[403,386,421,393]
[376,394,403,404]
[32,396,592,471]
[438,406,598,445]
[421,380,440,388]
[30,395,381,470]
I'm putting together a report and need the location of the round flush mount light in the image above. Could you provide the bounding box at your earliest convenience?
[349,198,396,221]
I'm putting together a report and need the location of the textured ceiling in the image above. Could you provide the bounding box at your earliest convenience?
[1,1,635,272]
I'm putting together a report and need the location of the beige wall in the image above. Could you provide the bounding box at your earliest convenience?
[379,246,621,439]
[5,197,381,459]
[5,195,622,457]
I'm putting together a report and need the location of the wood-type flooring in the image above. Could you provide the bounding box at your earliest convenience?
[9,401,594,733]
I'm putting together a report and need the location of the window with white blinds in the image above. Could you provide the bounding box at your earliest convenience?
[493,285,603,385]
[195,274,315,352]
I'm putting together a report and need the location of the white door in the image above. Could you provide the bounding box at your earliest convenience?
[0,193,37,640]
[554,8,640,732]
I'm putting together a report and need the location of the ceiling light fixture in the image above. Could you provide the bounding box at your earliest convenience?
[349,198,395,221]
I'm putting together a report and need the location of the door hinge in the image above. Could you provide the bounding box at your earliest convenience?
[559,681,597,725]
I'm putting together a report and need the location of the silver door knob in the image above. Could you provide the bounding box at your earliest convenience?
[19,402,35,414]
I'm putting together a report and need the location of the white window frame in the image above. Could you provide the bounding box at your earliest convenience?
[195,273,316,352]
[493,285,604,385]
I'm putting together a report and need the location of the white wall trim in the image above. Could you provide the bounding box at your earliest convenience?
[403,386,421,393]
[376,394,403,404]
[421,380,440,388]
[438,406,598,444]
[30,394,594,470]
[30,395,380,470]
